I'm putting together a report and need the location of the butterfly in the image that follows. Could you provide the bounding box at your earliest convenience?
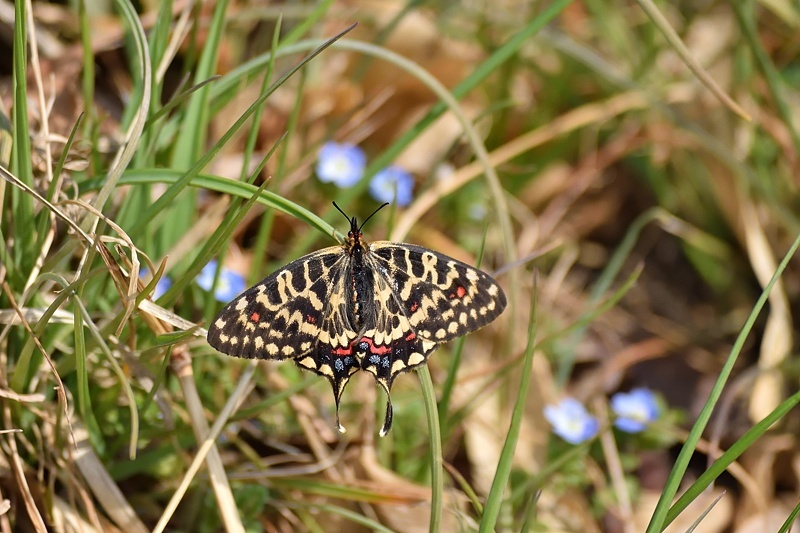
[207,203,507,436]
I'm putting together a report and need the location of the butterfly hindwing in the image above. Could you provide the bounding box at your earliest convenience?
[351,270,438,435]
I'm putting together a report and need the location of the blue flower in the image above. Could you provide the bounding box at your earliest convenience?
[467,201,487,222]
[610,388,660,433]
[139,268,172,299]
[369,166,414,206]
[197,260,247,302]
[544,398,599,444]
[316,142,366,187]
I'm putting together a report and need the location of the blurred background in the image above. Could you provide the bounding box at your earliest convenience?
[1,0,799,531]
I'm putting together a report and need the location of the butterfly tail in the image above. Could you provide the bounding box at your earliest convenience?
[295,346,361,434]
[379,396,394,437]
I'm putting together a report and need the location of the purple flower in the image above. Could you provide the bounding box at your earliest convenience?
[316,142,366,187]
[544,398,599,444]
[139,268,172,299]
[369,166,414,206]
[610,388,660,433]
[197,260,246,302]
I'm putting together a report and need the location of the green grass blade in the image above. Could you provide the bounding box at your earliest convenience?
[80,169,336,238]
[11,0,34,270]
[90,0,151,216]
[125,25,355,239]
[777,499,800,533]
[479,272,538,532]
[646,232,800,531]
[731,1,800,153]
[418,365,443,532]
[170,0,230,168]
[77,0,95,138]
[666,389,800,526]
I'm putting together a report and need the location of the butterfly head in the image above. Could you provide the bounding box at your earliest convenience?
[346,215,361,243]
[333,202,390,246]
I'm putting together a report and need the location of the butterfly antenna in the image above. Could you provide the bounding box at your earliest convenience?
[332,201,358,233]
[359,202,390,231]
[332,201,351,224]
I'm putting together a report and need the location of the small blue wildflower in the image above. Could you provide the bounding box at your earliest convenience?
[610,388,660,433]
[197,260,247,302]
[544,398,599,444]
[468,201,487,222]
[139,268,172,299]
[369,165,414,206]
[316,141,366,187]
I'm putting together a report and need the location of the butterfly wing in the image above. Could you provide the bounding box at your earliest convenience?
[207,247,362,431]
[359,241,506,435]
[354,270,439,436]
[368,242,507,342]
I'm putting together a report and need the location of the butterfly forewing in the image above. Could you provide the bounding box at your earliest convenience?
[368,242,507,342]
[207,247,358,360]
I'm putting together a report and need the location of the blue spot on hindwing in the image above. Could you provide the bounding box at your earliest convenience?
[335,359,344,372]
[370,355,380,364]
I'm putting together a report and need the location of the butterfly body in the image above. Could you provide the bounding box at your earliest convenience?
[207,204,506,435]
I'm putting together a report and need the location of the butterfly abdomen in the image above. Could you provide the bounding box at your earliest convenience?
[347,237,377,331]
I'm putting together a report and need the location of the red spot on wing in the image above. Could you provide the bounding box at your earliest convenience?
[405,332,416,341]
[359,337,392,355]
[250,312,260,322]
[332,346,353,356]
[306,314,316,324]
[450,285,467,299]
[410,301,419,312]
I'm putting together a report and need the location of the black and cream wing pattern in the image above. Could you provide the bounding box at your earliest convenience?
[207,203,507,436]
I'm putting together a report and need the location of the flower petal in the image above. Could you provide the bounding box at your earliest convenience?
[197,260,247,302]
[610,388,660,433]
[316,142,366,188]
[369,165,414,206]
[544,398,599,444]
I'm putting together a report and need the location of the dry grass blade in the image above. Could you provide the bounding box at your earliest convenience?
[0,165,94,246]
[391,89,690,241]
[741,200,792,422]
[0,308,75,327]
[171,345,245,533]
[51,495,105,533]
[634,0,751,121]
[152,359,257,533]
[114,253,243,529]
[72,423,149,533]
[1,405,46,532]
[1,283,74,448]
[137,300,206,334]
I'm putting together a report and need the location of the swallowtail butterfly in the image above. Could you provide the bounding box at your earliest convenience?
[207,203,506,435]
